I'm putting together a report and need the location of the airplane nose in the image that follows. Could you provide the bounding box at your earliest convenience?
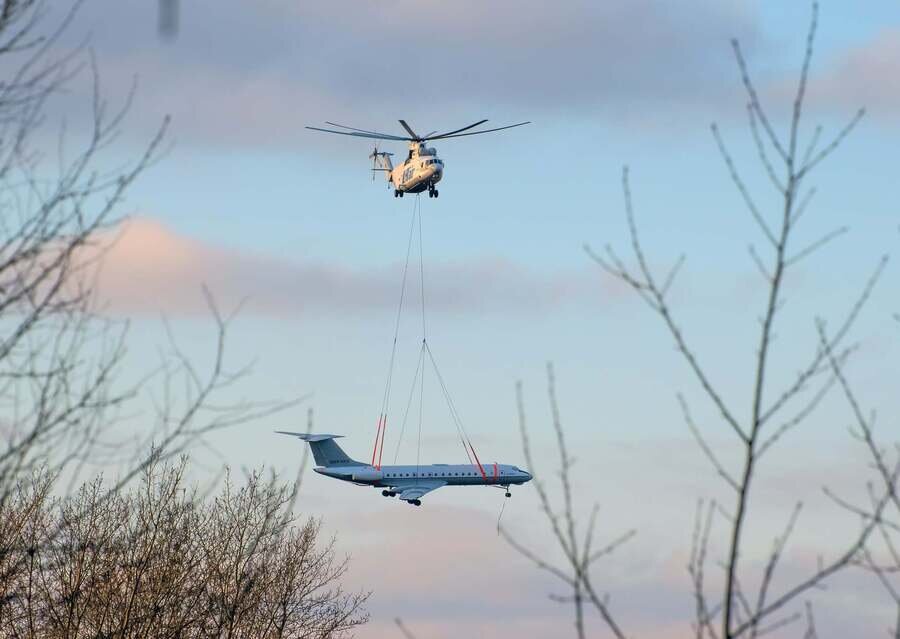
[524,471,533,482]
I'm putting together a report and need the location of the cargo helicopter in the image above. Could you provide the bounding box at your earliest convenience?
[305,119,529,198]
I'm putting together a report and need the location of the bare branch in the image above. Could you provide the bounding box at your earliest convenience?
[747,104,784,193]
[730,39,788,163]
[590,167,747,443]
[712,123,777,247]
[679,394,739,491]
[800,109,865,178]
[748,245,772,283]
[785,226,848,266]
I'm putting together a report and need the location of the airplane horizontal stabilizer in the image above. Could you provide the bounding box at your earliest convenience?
[275,431,344,442]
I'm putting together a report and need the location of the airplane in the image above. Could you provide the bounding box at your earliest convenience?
[305,119,529,199]
[277,432,532,506]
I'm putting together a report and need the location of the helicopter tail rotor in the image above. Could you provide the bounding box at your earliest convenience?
[369,145,394,183]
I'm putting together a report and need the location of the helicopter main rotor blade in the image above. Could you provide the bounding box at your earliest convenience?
[325,121,404,137]
[305,126,410,141]
[426,119,488,139]
[398,119,420,140]
[427,121,531,140]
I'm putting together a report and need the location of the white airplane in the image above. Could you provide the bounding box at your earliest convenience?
[305,119,529,199]
[277,432,532,506]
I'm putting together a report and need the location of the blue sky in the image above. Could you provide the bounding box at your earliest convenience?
[30,1,900,636]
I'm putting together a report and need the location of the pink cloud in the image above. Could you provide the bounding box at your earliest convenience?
[88,218,615,317]
[805,29,900,119]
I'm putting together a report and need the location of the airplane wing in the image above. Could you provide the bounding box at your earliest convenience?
[396,481,446,503]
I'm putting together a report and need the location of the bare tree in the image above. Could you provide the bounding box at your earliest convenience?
[0,5,367,637]
[0,459,368,637]
[0,0,309,614]
[502,366,634,639]
[508,3,895,637]
[0,0,293,507]
[816,322,900,639]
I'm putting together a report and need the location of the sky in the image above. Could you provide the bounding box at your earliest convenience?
[21,0,900,636]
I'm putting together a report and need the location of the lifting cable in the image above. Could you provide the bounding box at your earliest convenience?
[391,345,424,464]
[371,195,418,469]
[415,195,426,480]
[424,342,475,468]
[377,193,490,478]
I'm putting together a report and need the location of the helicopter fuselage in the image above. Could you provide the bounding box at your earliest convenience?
[388,142,443,198]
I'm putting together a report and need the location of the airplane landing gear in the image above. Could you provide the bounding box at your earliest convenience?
[410,499,422,506]
[382,490,390,496]
[428,186,439,198]
[505,492,512,498]
[394,190,404,198]
[382,490,397,497]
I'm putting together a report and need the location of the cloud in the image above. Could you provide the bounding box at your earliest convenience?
[806,28,900,119]
[326,503,688,639]
[320,494,893,639]
[89,218,612,317]
[45,0,762,148]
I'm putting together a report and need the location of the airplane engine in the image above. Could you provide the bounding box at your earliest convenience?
[352,468,383,482]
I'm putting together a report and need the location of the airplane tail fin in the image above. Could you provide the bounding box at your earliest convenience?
[275,432,362,467]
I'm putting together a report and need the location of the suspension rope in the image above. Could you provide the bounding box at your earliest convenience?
[392,343,424,464]
[496,494,509,535]
[416,195,425,479]
[385,193,486,475]
[416,360,424,480]
[371,197,418,469]
[424,341,475,466]
[417,196,427,342]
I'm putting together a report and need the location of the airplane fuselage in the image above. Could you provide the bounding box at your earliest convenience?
[314,462,530,488]
[282,432,532,506]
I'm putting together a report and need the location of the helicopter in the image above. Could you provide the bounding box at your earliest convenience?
[305,119,529,198]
